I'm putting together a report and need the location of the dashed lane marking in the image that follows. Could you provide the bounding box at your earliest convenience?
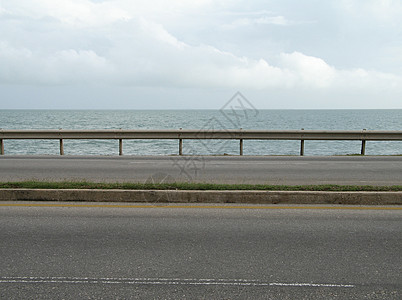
[0,276,355,288]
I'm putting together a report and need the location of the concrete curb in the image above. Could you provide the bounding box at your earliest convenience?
[1,189,402,205]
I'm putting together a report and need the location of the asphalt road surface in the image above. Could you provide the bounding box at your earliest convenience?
[0,203,401,299]
[0,155,402,185]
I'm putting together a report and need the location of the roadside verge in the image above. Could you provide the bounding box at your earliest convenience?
[1,189,401,205]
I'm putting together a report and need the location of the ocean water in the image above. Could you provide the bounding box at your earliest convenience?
[0,109,401,156]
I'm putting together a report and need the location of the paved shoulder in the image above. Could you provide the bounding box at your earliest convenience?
[0,155,401,185]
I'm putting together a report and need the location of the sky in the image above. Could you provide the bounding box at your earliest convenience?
[0,0,402,109]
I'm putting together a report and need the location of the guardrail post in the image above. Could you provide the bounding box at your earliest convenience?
[0,139,4,155]
[119,139,123,156]
[179,139,183,155]
[59,139,64,155]
[361,140,366,155]
[240,139,243,155]
[300,128,305,156]
[361,129,366,155]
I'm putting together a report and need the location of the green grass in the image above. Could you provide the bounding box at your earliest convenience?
[0,181,401,192]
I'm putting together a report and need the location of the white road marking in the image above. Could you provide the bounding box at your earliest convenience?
[0,276,354,288]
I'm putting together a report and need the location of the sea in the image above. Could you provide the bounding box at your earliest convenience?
[0,109,401,156]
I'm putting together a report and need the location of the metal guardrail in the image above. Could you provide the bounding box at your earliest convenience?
[0,129,401,156]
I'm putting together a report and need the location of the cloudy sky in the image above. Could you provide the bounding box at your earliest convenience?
[0,0,401,109]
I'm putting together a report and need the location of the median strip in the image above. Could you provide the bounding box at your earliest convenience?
[0,181,401,205]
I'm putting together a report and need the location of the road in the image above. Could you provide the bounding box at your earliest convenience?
[0,155,402,185]
[0,203,401,299]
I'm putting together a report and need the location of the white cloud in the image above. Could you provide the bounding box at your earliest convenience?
[0,41,114,84]
[1,0,402,108]
[1,16,402,92]
[341,0,402,24]
[1,0,219,27]
[0,41,35,83]
[45,49,115,83]
[138,18,187,50]
[279,52,336,88]
[222,14,291,29]
[1,0,130,26]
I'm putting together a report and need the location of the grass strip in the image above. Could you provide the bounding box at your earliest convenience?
[0,181,401,192]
